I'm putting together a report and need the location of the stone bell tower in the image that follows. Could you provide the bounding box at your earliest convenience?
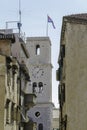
[26,37,53,130]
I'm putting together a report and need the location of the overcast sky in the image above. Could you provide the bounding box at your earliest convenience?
[0,0,87,107]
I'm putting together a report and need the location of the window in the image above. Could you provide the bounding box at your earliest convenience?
[12,71,15,91]
[6,102,9,124]
[56,67,62,81]
[32,82,43,93]
[62,83,65,103]
[58,84,61,104]
[58,83,65,107]
[6,59,12,87]
[35,111,40,117]
[38,82,43,93]
[38,123,43,130]
[59,58,63,67]
[11,103,14,123]
[16,107,20,122]
[5,100,10,124]
[7,69,11,97]
[61,44,65,58]
[36,45,40,55]
[32,82,37,93]
[61,115,67,130]
[7,69,11,86]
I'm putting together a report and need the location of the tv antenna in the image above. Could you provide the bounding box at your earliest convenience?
[5,0,22,37]
[18,0,22,36]
[19,0,21,23]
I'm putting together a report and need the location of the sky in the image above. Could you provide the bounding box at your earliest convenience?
[0,0,87,107]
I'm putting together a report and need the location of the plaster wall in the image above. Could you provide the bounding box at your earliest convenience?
[64,22,87,130]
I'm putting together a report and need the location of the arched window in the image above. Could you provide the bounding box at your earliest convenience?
[38,82,43,93]
[32,82,37,93]
[36,45,40,55]
[38,123,43,130]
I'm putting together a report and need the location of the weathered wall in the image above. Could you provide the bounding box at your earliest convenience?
[0,40,11,56]
[0,55,6,130]
[26,37,53,130]
[52,108,59,129]
[26,37,52,103]
[65,22,87,130]
[28,103,53,130]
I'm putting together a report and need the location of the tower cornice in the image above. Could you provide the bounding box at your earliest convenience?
[29,63,53,68]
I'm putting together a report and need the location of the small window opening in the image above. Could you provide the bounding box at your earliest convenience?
[17,107,20,122]
[32,82,37,93]
[38,82,43,93]
[36,45,40,55]
[35,111,40,117]
[59,83,65,107]
[11,103,14,123]
[62,83,65,103]
[7,69,11,86]
[5,100,10,124]
[61,44,65,58]
[58,84,61,104]
[38,123,43,130]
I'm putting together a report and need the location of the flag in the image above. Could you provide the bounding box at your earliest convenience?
[17,22,22,29]
[48,15,56,29]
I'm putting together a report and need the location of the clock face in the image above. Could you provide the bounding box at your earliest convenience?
[32,66,44,78]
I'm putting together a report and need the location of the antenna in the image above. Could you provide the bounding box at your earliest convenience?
[18,0,22,36]
[5,0,22,36]
[19,0,21,23]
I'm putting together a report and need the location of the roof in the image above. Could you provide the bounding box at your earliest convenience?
[27,37,50,41]
[64,13,87,21]
[26,37,51,46]
[0,33,15,43]
[60,13,87,45]
[57,13,87,62]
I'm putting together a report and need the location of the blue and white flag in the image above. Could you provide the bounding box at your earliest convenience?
[17,22,22,29]
[48,15,56,29]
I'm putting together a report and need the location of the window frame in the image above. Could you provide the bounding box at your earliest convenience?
[36,45,40,55]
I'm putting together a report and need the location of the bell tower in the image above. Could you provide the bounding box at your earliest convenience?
[26,37,52,103]
[26,37,53,130]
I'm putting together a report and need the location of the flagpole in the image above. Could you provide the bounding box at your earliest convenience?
[19,0,21,23]
[19,0,21,36]
[46,15,48,36]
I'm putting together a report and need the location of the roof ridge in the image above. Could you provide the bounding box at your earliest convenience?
[64,13,87,20]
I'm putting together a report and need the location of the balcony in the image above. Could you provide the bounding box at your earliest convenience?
[24,94,36,109]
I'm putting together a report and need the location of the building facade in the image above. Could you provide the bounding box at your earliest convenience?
[0,31,36,130]
[11,31,37,130]
[26,37,53,130]
[57,14,87,130]
[0,34,20,130]
[52,108,59,130]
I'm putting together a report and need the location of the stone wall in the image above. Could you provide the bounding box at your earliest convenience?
[0,55,6,130]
